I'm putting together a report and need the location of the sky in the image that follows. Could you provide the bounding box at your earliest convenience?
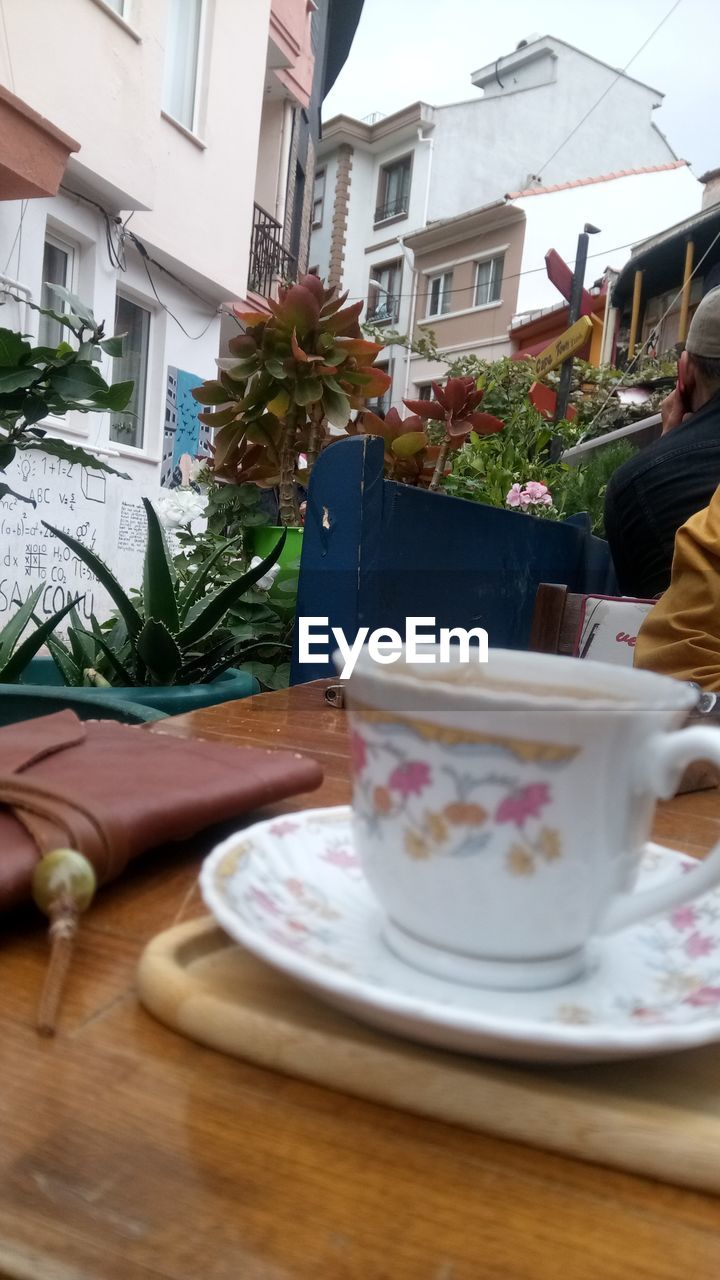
[324,0,719,177]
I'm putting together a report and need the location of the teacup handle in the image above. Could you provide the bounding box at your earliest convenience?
[600,725,720,935]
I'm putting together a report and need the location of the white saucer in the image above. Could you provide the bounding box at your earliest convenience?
[199,806,720,1064]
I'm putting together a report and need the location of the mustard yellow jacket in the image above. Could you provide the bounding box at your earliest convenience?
[635,486,720,689]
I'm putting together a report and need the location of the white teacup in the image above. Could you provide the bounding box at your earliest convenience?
[342,646,720,989]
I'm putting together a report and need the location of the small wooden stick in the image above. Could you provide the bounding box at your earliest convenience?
[36,896,79,1037]
[32,848,97,1038]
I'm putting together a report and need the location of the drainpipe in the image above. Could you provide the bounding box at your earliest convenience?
[678,239,695,345]
[397,126,434,402]
[418,126,434,227]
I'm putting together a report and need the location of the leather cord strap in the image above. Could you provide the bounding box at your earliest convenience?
[0,774,116,878]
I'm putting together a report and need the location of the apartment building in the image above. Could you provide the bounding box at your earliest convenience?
[309,33,686,408]
[0,0,362,490]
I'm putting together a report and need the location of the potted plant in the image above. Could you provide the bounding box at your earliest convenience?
[6,499,285,716]
[190,273,391,624]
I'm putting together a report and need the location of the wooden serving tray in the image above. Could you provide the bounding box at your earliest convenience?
[137,917,720,1196]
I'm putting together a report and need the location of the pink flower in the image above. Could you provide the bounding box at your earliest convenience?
[350,730,367,774]
[389,760,431,796]
[269,820,300,837]
[670,905,698,931]
[684,985,720,1007]
[321,846,360,869]
[250,887,280,915]
[524,481,549,502]
[495,783,551,826]
[506,483,523,507]
[684,931,716,958]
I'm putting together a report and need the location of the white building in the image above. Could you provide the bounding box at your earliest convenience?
[0,0,362,492]
[310,33,687,407]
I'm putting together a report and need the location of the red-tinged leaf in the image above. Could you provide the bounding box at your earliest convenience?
[359,366,392,397]
[277,284,321,336]
[323,300,363,336]
[291,329,311,362]
[228,334,258,357]
[233,309,267,328]
[213,423,245,469]
[319,289,350,318]
[300,273,326,302]
[197,404,241,429]
[334,336,385,358]
[441,377,470,417]
[468,411,505,435]
[402,398,445,421]
[192,381,229,405]
[431,381,447,407]
[356,410,388,438]
[446,419,475,439]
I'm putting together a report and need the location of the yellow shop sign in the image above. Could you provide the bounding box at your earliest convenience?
[535,316,593,377]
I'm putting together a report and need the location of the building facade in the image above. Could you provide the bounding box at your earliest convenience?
[0,0,361,491]
[310,33,688,408]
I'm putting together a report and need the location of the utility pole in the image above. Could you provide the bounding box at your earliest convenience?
[551,223,600,459]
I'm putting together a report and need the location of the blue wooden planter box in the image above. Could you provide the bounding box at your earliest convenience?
[291,436,616,682]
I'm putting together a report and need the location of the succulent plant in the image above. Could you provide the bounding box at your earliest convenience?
[0,586,82,682]
[192,273,391,526]
[41,499,285,687]
[345,407,433,486]
[403,376,505,490]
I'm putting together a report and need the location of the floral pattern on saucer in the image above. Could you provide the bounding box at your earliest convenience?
[200,807,720,1063]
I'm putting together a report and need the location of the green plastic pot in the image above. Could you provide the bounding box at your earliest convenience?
[0,686,166,727]
[14,658,259,716]
[252,525,303,620]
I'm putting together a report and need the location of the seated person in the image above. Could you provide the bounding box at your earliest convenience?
[604,287,720,598]
[634,482,720,689]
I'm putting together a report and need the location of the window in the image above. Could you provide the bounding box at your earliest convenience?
[109,294,151,449]
[368,260,402,325]
[104,0,126,12]
[163,0,203,130]
[312,168,326,229]
[427,271,453,318]
[416,384,433,400]
[474,255,504,307]
[375,156,411,224]
[38,236,75,349]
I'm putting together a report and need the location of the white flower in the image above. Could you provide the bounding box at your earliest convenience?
[249,554,281,591]
[156,487,208,531]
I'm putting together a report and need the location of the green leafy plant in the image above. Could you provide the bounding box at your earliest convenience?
[41,499,286,687]
[0,285,133,502]
[192,273,391,526]
[0,585,83,682]
[172,479,292,690]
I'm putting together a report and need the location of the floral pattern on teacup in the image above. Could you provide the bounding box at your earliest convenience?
[350,720,567,873]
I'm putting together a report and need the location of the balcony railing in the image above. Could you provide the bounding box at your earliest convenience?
[248,203,297,298]
[367,296,400,326]
[374,195,409,224]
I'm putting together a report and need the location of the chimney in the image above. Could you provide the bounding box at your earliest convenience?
[700,168,720,210]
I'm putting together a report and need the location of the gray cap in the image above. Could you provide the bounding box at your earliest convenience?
[687,286,720,359]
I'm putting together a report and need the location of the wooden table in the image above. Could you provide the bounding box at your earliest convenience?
[2,682,720,1280]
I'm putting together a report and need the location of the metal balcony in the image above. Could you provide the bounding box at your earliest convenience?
[248,204,297,297]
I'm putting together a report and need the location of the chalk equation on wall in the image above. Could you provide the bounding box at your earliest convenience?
[0,449,154,628]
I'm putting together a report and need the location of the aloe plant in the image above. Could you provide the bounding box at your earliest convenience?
[41,499,286,687]
[0,586,83,682]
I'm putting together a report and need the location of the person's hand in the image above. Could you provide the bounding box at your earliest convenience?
[660,387,690,435]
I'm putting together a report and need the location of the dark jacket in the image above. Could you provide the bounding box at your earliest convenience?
[604,389,720,597]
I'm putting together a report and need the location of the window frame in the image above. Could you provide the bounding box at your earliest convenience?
[109,290,153,454]
[474,254,504,309]
[366,361,391,415]
[427,270,453,319]
[368,258,402,326]
[37,232,77,350]
[312,167,326,229]
[162,0,206,136]
[374,153,413,226]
